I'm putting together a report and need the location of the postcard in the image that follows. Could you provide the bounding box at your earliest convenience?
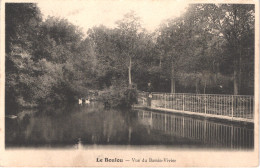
[0,0,259,167]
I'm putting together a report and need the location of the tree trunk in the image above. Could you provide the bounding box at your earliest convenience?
[159,55,162,91]
[233,42,240,95]
[128,56,132,85]
[238,47,242,94]
[203,81,207,94]
[233,7,239,95]
[234,65,239,95]
[171,60,175,93]
[195,80,199,94]
[159,56,162,68]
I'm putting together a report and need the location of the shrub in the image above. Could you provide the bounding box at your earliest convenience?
[100,85,138,109]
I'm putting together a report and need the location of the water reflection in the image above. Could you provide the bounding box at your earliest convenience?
[5,103,254,149]
[137,110,254,149]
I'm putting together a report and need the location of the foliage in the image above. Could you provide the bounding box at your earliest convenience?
[99,85,138,109]
[156,4,254,95]
[5,3,255,114]
[5,4,93,113]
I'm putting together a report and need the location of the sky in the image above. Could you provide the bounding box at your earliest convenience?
[37,0,189,34]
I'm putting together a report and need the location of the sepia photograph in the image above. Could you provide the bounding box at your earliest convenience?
[0,0,259,167]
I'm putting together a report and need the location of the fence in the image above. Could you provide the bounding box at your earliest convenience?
[137,92,254,122]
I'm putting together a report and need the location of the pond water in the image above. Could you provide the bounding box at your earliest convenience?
[5,102,254,150]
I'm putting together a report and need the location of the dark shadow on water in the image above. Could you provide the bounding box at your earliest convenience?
[5,102,254,150]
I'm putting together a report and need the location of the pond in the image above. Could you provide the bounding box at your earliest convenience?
[5,102,254,150]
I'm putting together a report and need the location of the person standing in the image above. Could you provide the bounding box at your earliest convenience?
[147,82,153,107]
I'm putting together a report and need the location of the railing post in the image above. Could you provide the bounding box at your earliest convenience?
[231,95,234,119]
[164,93,166,108]
[182,93,185,111]
[204,94,207,115]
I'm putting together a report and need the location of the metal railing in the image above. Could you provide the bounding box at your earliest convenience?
[137,92,254,122]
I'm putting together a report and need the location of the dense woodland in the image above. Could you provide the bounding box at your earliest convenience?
[5,3,254,111]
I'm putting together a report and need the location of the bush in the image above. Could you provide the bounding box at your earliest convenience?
[100,85,138,109]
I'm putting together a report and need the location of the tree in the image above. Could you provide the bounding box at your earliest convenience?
[218,4,254,95]
[87,25,127,88]
[5,4,94,109]
[5,3,42,111]
[34,17,92,101]
[115,11,143,85]
[186,4,254,95]
[156,4,254,95]
[157,17,189,93]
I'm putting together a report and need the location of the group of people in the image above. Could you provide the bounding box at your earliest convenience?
[78,98,90,105]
